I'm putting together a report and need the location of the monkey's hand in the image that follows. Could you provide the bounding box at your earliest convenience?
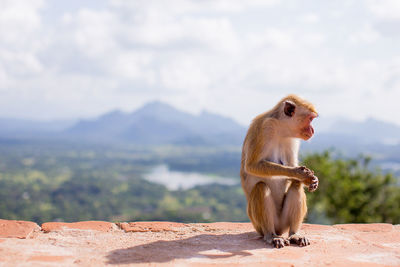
[293,166,318,192]
[307,177,318,192]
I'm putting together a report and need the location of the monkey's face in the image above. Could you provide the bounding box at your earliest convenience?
[297,112,317,140]
[283,100,317,140]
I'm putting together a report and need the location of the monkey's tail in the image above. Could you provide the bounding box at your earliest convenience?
[247,182,270,237]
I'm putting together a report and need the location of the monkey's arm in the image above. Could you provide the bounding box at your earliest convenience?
[245,159,317,190]
[245,159,299,178]
[243,119,297,178]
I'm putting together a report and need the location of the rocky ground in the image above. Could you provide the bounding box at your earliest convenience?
[0,219,399,266]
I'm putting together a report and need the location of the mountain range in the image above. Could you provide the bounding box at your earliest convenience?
[0,101,246,146]
[64,101,246,145]
[1,101,400,149]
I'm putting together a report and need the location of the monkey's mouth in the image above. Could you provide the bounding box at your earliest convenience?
[303,125,314,138]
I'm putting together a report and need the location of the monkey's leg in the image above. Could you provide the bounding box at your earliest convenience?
[247,182,289,248]
[281,181,310,247]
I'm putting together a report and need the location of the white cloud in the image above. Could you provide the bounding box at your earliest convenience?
[160,54,213,92]
[368,0,400,20]
[110,0,280,15]
[0,0,45,84]
[67,9,117,57]
[349,24,381,44]
[301,33,325,47]
[247,28,294,48]
[0,0,44,46]
[0,0,399,127]
[299,13,319,24]
[112,51,156,84]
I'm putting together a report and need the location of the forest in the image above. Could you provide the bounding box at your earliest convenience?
[0,141,399,225]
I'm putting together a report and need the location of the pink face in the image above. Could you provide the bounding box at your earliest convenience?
[283,100,317,140]
[299,112,317,140]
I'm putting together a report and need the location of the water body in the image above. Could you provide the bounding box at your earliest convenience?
[143,164,239,190]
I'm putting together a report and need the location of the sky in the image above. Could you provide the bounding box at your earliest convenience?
[1,0,400,126]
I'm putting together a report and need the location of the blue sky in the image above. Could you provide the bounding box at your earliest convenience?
[1,0,399,125]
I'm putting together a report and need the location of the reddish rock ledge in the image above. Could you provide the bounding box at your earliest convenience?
[118,221,188,232]
[41,221,115,233]
[0,219,39,239]
[0,220,399,266]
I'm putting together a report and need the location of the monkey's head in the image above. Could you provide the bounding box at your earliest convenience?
[281,95,318,141]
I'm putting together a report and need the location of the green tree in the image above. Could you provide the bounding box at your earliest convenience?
[303,151,400,224]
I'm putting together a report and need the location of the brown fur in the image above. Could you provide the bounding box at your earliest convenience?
[240,94,318,247]
[280,94,318,115]
[247,182,270,236]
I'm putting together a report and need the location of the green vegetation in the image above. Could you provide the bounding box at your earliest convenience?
[0,142,246,224]
[303,151,400,224]
[0,142,399,224]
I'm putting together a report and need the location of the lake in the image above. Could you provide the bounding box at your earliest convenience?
[143,164,239,190]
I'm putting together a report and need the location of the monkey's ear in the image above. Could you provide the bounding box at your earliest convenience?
[284,101,296,117]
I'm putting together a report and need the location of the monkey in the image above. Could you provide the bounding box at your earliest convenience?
[240,94,319,248]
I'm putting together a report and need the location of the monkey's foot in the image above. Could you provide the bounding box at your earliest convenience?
[289,235,310,247]
[271,236,290,248]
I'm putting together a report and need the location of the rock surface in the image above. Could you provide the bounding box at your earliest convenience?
[0,219,39,239]
[0,220,399,266]
[41,221,116,233]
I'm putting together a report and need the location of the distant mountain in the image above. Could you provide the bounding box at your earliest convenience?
[1,103,400,150]
[65,101,246,145]
[0,118,76,138]
[303,117,400,156]
[329,118,400,145]
[311,117,400,145]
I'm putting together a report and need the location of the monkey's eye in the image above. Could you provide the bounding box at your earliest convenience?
[309,113,317,122]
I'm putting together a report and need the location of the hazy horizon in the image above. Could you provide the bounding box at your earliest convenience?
[2,99,400,129]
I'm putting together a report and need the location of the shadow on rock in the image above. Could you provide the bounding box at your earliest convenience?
[106,232,267,265]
